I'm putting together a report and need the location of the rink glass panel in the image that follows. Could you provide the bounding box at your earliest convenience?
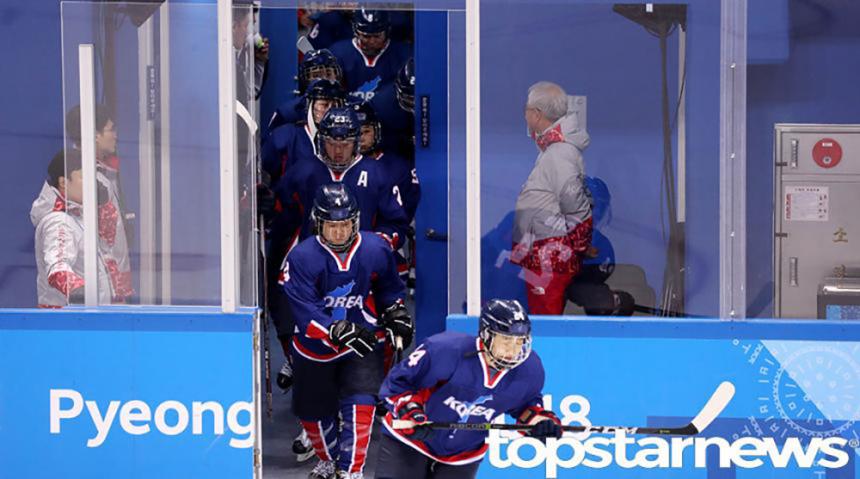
[474,1,722,319]
[745,0,860,320]
[60,2,258,307]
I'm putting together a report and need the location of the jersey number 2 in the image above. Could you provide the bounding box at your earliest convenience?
[281,260,290,283]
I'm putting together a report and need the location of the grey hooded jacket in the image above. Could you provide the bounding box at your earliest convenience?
[513,96,592,247]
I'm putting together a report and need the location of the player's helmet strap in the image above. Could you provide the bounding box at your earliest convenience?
[313,210,360,253]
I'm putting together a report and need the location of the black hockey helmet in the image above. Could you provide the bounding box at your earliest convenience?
[395,58,415,114]
[298,49,343,93]
[352,8,390,36]
[479,299,532,370]
[305,78,347,125]
[351,101,382,154]
[311,183,360,252]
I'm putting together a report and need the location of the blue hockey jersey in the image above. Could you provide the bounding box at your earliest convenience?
[281,232,405,361]
[261,122,316,184]
[267,96,306,134]
[274,154,409,251]
[306,11,353,50]
[372,152,420,222]
[380,332,548,465]
[369,82,415,160]
[329,39,411,99]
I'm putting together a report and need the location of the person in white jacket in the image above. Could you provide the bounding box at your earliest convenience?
[512,81,593,315]
[31,150,114,307]
[65,105,133,302]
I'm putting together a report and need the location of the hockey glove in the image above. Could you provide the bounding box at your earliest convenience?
[329,320,376,357]
[529,418,563,440]
[276,360,293,392]
[379,302,414,350]
[256,170,276,226]
[394,400,433,442]
[520,407,563,440]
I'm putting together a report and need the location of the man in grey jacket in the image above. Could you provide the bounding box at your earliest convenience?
[511,81,593,315]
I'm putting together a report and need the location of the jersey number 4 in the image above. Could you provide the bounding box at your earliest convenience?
[406,347,426,367]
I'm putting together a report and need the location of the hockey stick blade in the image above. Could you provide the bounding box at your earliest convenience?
[296,36,314,54]
[392,381,735,437]
[688,380,735,434]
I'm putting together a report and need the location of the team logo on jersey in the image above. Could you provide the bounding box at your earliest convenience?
[324,280,364,321]
[353,76,382,101]
[443,395,496,422]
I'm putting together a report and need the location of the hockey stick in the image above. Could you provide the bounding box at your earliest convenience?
[296,35,314,54]
[394,335,404,363]
[385,331,405,365]
[393,381,735,437]
[259,213,273,419]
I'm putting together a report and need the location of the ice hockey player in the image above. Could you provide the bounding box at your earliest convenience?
[279,183,413,479]
[369,58,415,160]
[262,78,346,184]
[273,105,409,253]
[375,299,563,478]
[268,49,344,132]
[351,100,419,224]
[329,8,411,98]
[351,100,419,283]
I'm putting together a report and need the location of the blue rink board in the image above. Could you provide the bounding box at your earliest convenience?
[0,308,256,479]
[447,315,860,479]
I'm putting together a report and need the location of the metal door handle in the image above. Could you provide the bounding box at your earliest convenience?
[425,228,448,242]
[789,257,798,287]
[790,139,799,169]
